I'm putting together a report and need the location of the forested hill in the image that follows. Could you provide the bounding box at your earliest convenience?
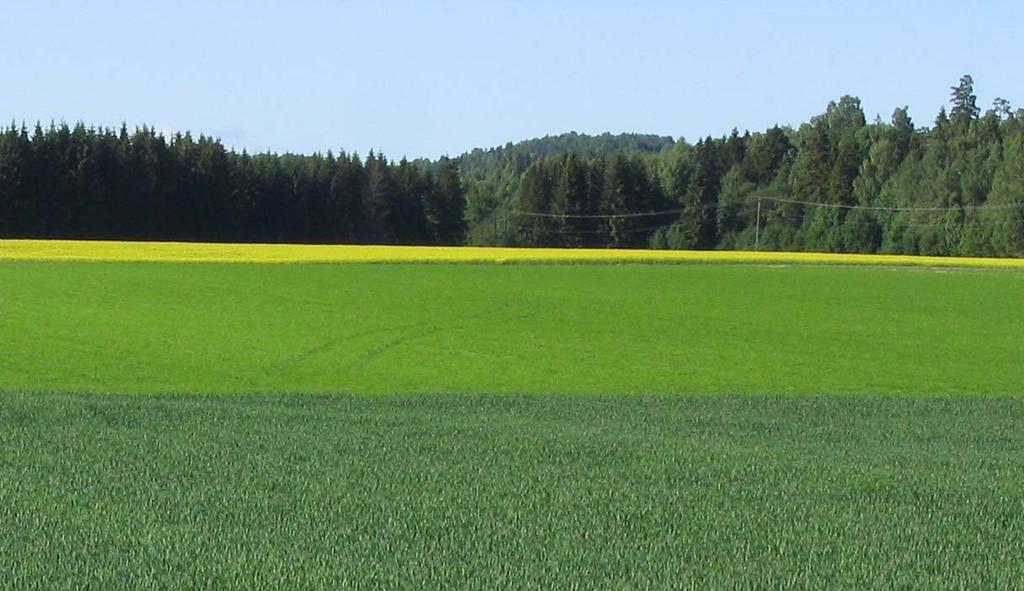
[461,132,674,171]
[458,132,675,238]
[465,76,1024,256]
[1,75,1022,256]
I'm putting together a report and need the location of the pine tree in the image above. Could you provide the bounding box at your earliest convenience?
[950,75,980,127]
[993,98,1012,121]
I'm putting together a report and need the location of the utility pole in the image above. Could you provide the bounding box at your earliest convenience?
[754,196,762,251]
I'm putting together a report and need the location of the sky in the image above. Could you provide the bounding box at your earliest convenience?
[2,0,1021,159]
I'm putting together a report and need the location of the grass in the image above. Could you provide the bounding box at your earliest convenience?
[1,391,1022,590]
[3,242,1024,587]
[3,238,1024,267]
[1,261,1022,395]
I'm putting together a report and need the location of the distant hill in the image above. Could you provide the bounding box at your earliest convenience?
[455,132,676,242]
[458,131,675,176]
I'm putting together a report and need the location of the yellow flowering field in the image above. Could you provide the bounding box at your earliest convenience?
[1,238,1023,268]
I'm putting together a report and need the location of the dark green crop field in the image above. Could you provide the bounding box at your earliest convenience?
[1,261,1022,395]
[1,392,1022,590]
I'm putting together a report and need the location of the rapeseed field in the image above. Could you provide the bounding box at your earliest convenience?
[3,238,1024,268]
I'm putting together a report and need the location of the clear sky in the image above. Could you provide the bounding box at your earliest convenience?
[2,0,1020,159]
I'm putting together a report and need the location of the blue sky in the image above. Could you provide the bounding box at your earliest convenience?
[2,0,1020,158]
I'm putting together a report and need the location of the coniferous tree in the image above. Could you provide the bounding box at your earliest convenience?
[551,153,590,245]
[583,157,608,246]
[517,160,555,245]
[361,151,394,243]
[950,75,980,127]
[986,130,1024,255]
[673,138,721,249]
[599,154,659,247]
[427,156,467,245]
[993,98,1013,121]
[740,126,792,186]
[390,158,429,244]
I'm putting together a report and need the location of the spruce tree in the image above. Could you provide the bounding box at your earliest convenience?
[677,138,721,249]
[427,156,467,245]
[551,153,589,245]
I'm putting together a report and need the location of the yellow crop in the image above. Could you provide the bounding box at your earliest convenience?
[1,239,1023,268]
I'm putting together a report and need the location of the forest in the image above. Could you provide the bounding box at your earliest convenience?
[0,131,467,245]
[465,76,1024,256]
[1,76,1022,255]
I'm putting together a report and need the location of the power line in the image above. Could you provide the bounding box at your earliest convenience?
[492,196,1019,247]
[506,207,685,219]
[524,220,679,235]
[758,196,1017,212]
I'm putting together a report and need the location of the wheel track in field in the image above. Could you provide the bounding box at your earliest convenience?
[351,306,543,369]
[265,303,542,376]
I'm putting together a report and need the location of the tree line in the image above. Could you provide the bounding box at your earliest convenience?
[0,125,466,244]
[2,75,1022,256]
[467,76,1024,256]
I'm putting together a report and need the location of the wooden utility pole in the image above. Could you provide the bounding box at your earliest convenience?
[754,197,762,251]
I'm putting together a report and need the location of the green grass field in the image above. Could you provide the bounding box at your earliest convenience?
[2,261,1022,395]
[3,257,1024,588]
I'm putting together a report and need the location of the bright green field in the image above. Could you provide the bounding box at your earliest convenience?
[1,261,1023,395]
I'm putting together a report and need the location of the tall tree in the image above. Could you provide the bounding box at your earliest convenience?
[517,160,555,245]
[676,138,721,249]
[986,130,1024,255]
[426,156,467,245]
[551,153,590,245]
[601,154,655,247]
[950,74,980,127]
[361,151,394,243]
